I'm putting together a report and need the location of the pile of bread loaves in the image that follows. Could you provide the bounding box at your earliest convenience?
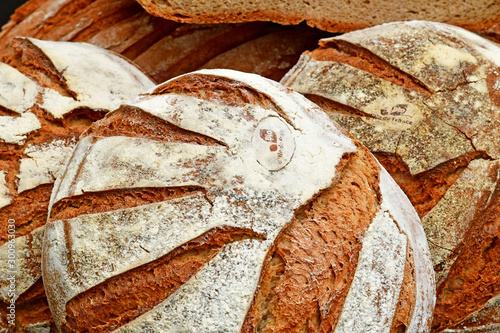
[0,0,499,332]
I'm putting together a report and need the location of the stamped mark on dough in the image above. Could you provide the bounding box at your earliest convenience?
[380,104,408,116]
[252,117,295,171]
[363,98,422,130]
[377,104,414,125]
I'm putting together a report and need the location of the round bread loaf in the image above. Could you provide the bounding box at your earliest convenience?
[0,37,154,331]
[43,69,435,333]
[0,0,327,83]
[281,20,500,332]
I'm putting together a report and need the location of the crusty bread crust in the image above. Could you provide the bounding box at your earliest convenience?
[0,38,154,332]
[136,0,500,33]
[43,70,434,333]
[0,0,327,83]
[282,20,500,332]
[241,145,417,332]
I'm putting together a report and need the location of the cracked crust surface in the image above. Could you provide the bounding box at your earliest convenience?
[42,70,434,332]
[282,20,500,332]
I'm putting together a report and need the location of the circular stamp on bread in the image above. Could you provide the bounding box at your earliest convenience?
[282,20,500,332]
[252,116,295,171]
[43,69,435,333]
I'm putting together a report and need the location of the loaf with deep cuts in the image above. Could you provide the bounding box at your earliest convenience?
[42,69,435,333]
[0,38,154,332]
[281,20,500,332]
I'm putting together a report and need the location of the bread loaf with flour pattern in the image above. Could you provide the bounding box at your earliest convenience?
[43,69,435,333]
[281,20,500,332]
[0,38,153,332]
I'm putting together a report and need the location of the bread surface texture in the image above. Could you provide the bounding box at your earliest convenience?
[42,69,435,333]
[281,20,500,332]
[0,0,327,83]
[0,37,154,332]
[135,0,500,33]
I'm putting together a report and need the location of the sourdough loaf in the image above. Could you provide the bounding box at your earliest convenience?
[43,69,435,333]
[281,20,500,332]
[0,0,327,83]
[135,0,500,33]
[0,38,154,332]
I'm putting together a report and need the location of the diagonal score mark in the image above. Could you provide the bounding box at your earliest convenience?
[51,136,233,205]
[317,39,433,95]
[305,93,379,119]
[11,38,79,101]
[63,226,265,333]
[151,73,298,130]
[49,186,209,222]
[82,105,227,147]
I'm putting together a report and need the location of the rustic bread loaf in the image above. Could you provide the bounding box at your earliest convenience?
[0,37,154,332]
[281,20,500,332]
[43,69,435,333]
[135,0,500,33]
[0,0,327,83]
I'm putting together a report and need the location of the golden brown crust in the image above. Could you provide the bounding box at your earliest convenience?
[41,68,434,332]
[0,38,107,245]
[154,74,280,110]
[390,245,417,333]
[201,26,329,82]
[50,187,206,222]
[9,38,79,97]
[63,227,264,333]
[0,0,152,56]
[136,0,500,33]
[432,179,500,331]
[153,73,301,129]
[132,6,308,30]
[311,40,432,95]
[478,22,500,44]
[136,23,283,83]
[0,0,325,84]
[0,21,152,333]
[1,278,56,333]
[129,22,325,83]
[282,21,500,332]
[242,145,382,332]
[82,105,224,146]
[0,185,51,245]
[375,151,489,218]
[446,295,500,331]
